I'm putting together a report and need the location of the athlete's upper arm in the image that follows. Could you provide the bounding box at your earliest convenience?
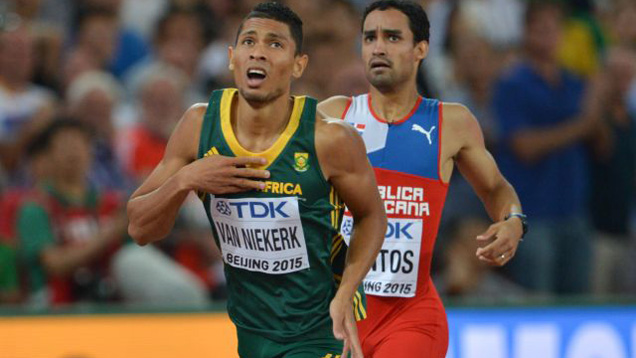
[316,118,382,219]
[130,104,206,199]
[317,96,351,120]
[446,103,506,199]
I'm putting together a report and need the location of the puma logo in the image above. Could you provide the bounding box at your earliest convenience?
[412,124,436,145]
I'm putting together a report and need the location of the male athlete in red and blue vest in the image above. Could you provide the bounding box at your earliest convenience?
[319,1,527,357]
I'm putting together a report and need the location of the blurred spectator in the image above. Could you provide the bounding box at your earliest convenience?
[118,64,188,183]
[129,7,207,103]
[423,0,524,98]
[589,46,636,294]
[73,6,150,79]
[66,71,130,192]
[557,0,607,77]
[17,119,207,307]
[456,0,525,49]
[153,7,205,80]
[197,10,244,92]
[435,218,526,301]
[443,34,500,147]
[120,0,170,41]
[493,2,602,294]
[61,48,101,92]
[8,0,67,91]
[288,0,361,99]
[609,0,636,48]
[0,23,55,181]
[17,119,126,306]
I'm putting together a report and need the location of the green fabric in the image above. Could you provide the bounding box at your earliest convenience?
[236,326,343,358]
[43,182,99,209]
[0,243,18,292]
[198,89,347,341]
[17,201,54,293]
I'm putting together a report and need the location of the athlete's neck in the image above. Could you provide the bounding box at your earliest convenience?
[232,91,294,152]
[369,82,420,123]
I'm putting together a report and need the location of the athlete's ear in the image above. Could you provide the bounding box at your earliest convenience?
[292,54,309,79]
[414,41,429,62]
[228,46,235,71]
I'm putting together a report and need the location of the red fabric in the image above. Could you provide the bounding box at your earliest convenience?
[174,242,215,289]
[44,190,122,305]
[359,279,448,358]
[121,126,167,180]
[0,189,31,243]
[357,168,449,357]
[373,168,448,291]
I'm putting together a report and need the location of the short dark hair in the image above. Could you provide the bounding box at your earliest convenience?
[362,0,430,44]
[27,118,93,157]
[236,2,304,55]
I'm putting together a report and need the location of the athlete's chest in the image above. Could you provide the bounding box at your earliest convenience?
[344,97,441,180]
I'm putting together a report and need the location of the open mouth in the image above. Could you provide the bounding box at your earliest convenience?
[370,59,391,70]
[246,67,267,87]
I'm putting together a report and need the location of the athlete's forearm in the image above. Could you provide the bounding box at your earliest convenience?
[127,167,193,245]
[482,177,523,222]
[336,212,386,300]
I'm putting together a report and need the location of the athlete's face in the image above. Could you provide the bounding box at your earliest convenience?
[361,9,427,91]
[229,18,308,104]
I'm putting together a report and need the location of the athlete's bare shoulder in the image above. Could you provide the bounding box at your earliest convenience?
[185,102,208,120]
[315,114,357,142]
[165,102,209,162]
[440,101,486,155]
[315,114,366,180]
[318,95,351,119]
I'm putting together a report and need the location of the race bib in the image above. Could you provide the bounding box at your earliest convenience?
[342,215,422,297]
[210,197,310,275]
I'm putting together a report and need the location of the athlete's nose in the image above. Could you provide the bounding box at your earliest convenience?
[249,43,268,61]
[372,38,387,57]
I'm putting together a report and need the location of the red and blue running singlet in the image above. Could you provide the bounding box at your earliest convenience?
[341,94,448,299]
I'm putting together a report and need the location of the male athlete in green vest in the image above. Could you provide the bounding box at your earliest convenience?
[126,3,386,358]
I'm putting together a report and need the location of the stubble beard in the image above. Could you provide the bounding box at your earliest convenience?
[239,86,286,107]
[368,71,399,93]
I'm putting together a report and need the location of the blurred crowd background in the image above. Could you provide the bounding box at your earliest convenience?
[0,0,634,309]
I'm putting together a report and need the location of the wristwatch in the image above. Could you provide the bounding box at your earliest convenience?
[505,212,528,238]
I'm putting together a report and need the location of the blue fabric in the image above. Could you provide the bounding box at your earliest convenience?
[493,62,589,219]
[368,97,441,179]
[109,30,150,79]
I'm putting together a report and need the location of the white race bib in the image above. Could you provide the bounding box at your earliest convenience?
[210,197,310,275]
[342,215,422,297]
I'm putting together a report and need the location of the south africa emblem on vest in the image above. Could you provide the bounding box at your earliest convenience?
[294,152,309,172]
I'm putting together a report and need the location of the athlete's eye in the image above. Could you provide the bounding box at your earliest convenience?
[242,38,255,46]
[388,35,401,42]
[270,42,283,49]
[364,35,376,43]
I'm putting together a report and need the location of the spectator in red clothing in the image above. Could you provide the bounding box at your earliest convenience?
[17,119,208,307]
[17,119,127,306]
[118,64,188,183]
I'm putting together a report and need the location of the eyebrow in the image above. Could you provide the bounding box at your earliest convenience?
[239,30,289,42]
[363,29,403,37]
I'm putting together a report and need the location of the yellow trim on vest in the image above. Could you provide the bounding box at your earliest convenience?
[219,88,306,170]
[356,290,367,319]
